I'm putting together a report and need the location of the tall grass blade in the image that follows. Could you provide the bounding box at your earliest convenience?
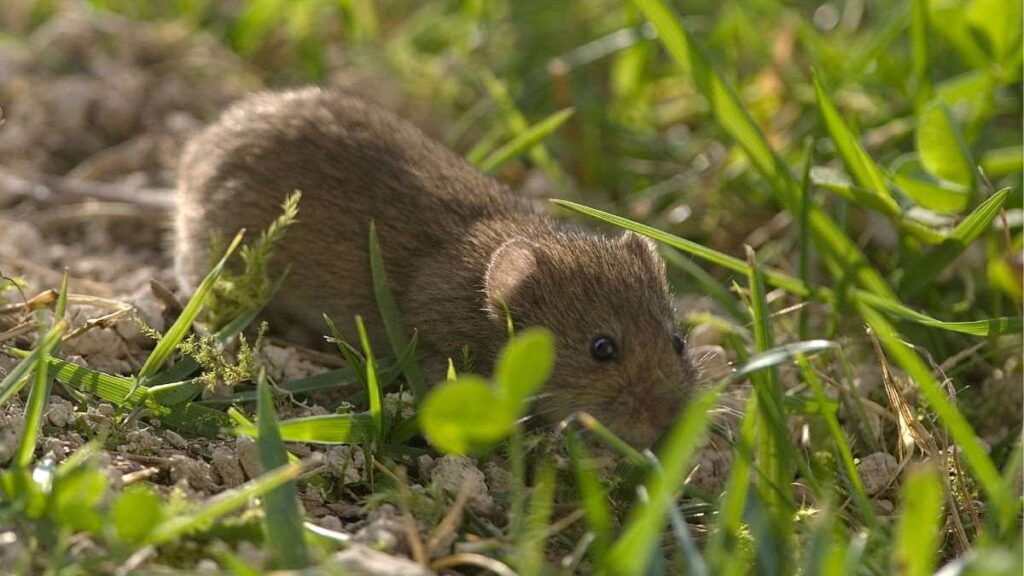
[602,383,723,575]
[12,351,233,437]
[745,247,793,571]
[479,72,566,182]
[900,188,1009,295]
[368,221,426,401]
[518,461,556,576]
[137,230,245,382]
[707,393,757,575]
[812,73,901,217]
[355,315,384,445]
[200,367,361,405]
[236,412,374,444]
[566,431,612,561]
[660,249,747,321]
[0,320,68,407]
[555,199,1023,336]
[628,0,897,300]
[17,272,70,467]
[892,465,943,576]
[799,139,814,340]
[323,313,369,390]
[796,355,876,528]
[910,0,932,108]
[553,199,816,298]
[857,301,1015,532]
[853,291,1022,336]
[479,107,574,173]
[577,412,649,469]
[255,368,309,569]
[147,460,305,544]
[668,501,708,576]
[15,317,68,468]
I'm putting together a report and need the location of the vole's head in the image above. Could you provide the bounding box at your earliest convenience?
[484,230,697,448]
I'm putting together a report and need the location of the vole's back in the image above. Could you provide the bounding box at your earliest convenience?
[175,88,532,346]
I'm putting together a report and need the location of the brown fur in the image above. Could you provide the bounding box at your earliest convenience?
[175,87,697,447]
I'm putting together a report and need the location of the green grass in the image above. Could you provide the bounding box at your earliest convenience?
[1,0,1021,573]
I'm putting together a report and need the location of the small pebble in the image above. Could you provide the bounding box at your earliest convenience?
[211,445,245,488]
[857,452,898,495]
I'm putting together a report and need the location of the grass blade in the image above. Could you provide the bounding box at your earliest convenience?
[799,139,814,339]
[368,221,426,401]
[14,317,68,468]
[479,72,566,182]
[577,412,649,469]
[910,0,932,108]
[745,247,793,570]
[323,314,369,388]
[565,431,612,561]
[236,412,374,444]
[147,459,306,545]
[478,107,574,173]
[707,393,757,575]
[148,378,204,406]
[10,351,144,404]
[200,367,362,405]
[628,0,897,301]
[157,402,234,438]
[256,368,309,569]
[354,315,384,445]
[602,383,723,575]
[795,355,876,528]
[518,461,556,576]
[553,199,817,298]
[10,351,233,436]
[555,199,1023,336]
[857,301,1015,532]
[812,73,901,217]
[137,230,245,382]
[667,501,708,576]
[0,321,67,408]
[892,465,944,576]
[853,291,1022,336]
[900,187,1009,295]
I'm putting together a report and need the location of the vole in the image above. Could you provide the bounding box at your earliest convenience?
[174,87,697,448]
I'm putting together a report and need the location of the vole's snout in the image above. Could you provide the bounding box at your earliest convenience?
[617,379,686,449]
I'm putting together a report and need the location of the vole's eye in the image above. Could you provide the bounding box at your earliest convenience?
[590,336,617,362]
[671,331,685,355]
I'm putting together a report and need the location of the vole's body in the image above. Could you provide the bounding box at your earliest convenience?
[176,88,696,447]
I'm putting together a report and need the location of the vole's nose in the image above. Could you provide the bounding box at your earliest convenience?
[618,385,683,448]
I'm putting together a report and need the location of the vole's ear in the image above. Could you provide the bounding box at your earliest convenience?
[484,238,539,320]
[618,231,663,273]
